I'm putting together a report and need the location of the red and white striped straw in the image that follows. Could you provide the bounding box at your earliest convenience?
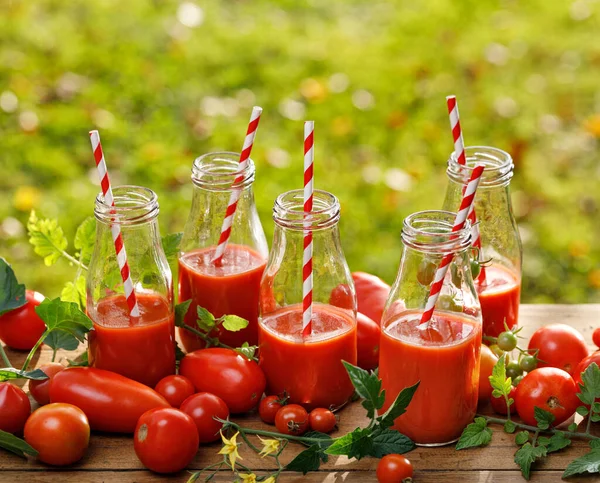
[89,130,140,318]
[302,121,315,337]
[446,95,486,282]
[418,164,485,329]
[212,106,263,266]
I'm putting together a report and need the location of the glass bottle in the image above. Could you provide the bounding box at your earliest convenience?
[379,210,482,446]
[87,186,175,387]
[442,146,522,339]
[258,189,357,411]
[178,152,268,351]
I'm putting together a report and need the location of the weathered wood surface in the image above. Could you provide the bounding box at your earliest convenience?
[1,304,599,483]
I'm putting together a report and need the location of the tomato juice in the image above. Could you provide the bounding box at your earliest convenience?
[258,304,357,410]
[88,292,175,388]
[476,264,520,339]
[178,244,266,351]
[379,310,481,445]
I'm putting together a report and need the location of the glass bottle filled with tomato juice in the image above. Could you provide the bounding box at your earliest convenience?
[379,210,482,446]
[258,190,357,410]
[442,147,522,339]
[86,186,175,387]
[178,152,268,351]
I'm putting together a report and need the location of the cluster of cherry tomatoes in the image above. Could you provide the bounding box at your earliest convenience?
[258,394,337,435]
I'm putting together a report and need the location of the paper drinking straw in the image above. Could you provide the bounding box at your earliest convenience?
[302,121,315,337]
[446,95,486,282]
[212,106,263,266]
[89,130,140,319]
[418,164,485,329]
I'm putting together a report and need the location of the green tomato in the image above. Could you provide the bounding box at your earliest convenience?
[497,331,518,352]
[470,259,481,280]
[519,355,538,373]
[506,360,523,380]
[512,375,524,387]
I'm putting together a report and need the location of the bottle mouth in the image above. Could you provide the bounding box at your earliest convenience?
[447,146,514,188]
[273,189,340,230]
[402,210,472,254]
[192,151,255,191]
[95,185,159,226]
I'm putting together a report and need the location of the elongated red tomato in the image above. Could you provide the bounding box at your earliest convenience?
[49,367,170,433]
[357,312,380,370]
[352,272,391,325]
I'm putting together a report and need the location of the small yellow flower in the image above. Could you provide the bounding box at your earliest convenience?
[263,477,277,483]
[218,431,243,470]
[237,473,257,483]
[258,436,280,458]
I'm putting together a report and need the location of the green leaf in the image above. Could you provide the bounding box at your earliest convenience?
[0,430,38,458]
[590,413,600,423]
[591,440,600,450]
[302,431,334,449]
[504,420,516,434]
[369,428,414,457]
[285,445,326,474]
[542,431,571,453]
[489,355,512,399]
[45,330,80,351]
[197,306,216,332]
[60,275,86,308]
[0,258,26,316]
[220,315,249,332]
[562,448,600,478]
[175,300,192,327]
[577,363,600,406]
[456,417,493,450]
[234,342,257,361]
[577,406,590,416]
[0,367,48,381]
[162,232,183,263]
[342,361,385,419]
[35,298,93,351]
[74,217,96,266]
[568,423,578,432]
[534,407,555,430]
[67,352,89,367]
[27,211,69,266]
[515,431,529,445]
[325,427,373,459]
[175,341,186,362]
[377,381,420,429]
[514,443,547,480]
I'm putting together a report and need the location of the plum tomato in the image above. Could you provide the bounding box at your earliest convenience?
[573,351,600,403]
[29,363,65,406]
[352,272,391,325]
[180,392,229,444]
[308,408,337,434]
[357,312,381,371]
[275,404,309,436]
[514,367,579,427]
[593,328,600,350]
[491,386,517,416]
[134,407,199,473]
[478,344,498,401]
[376,454,413,483]
[0,382,31,434]
[154,375,195,408]
[528,324,589,376]
[259,394,288,425]
[24,403,90,466]
[0,290,45,350]
[179,348,266,414]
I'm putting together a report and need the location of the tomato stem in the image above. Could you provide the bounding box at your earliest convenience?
[0,343,12,368]
[223,419,337,445]
[481,415,600,441]
[177,323,258,362]
[21,329,48,372]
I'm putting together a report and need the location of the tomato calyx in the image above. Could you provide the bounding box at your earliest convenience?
[286,419,305,434]
[546,396,564,410]
[137,424,148,442]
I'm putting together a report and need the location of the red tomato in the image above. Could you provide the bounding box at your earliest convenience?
[134,407,199,473]
[329,283,355,311]
[29,363,65,406]
[573,351,600,403]
[49,367,170,433]
[528,324,589,376]
[376,454,413,483]
[514,367,579,426]
[0,290,45,350]
[180,392,229,444]
[179,348,266,414]
[352,272,391,325]
[308,408,337,433]
[24,403,89,466]
[479,345,498,401]
[0,382,30,434]
[490,386,517,416]
[275,404,309,436]
[593,329,600,350]
[155,375,195,408]
[259,395,287,425]
[357,312,381,371]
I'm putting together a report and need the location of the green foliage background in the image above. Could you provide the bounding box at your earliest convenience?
[0,0,599,303]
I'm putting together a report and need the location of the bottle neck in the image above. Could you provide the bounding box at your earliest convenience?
[273,189,340,232]
[191,151,255,192]
[401,210,472,256]
[446,146,514,189]
[94,185,159,227]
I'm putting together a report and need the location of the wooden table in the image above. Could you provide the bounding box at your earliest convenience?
[1,304,599,483]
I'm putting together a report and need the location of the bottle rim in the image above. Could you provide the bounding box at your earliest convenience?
[447,146,514,188]
[94,185,159,226]
[273,189,340,230]
[402,210,472,254]
[192,151,255,191]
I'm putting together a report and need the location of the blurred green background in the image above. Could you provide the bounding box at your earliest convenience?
[1,0,599,303]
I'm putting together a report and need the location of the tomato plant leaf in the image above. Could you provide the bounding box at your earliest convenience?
[515,431,529,445]
[175,341,186,362]
[489,355,512,399]
[60,275,86,308]
[342,361,384,419]
[504,420,516,434]
[562,448,600,478]
[67,352,89,367]
[568,423,578,432]
[175,300,192,327]
[221,315,249,332]
[161,232,183,263]
[325,427,373,459]
[456,417,492,450]
[0,258,26,316]
[534,407,555,430]
[0,367,48,381]
[302,431,334,449]
[514,442,547,480]
[577,363,600,406]
[0,430,38,458]
[285,444,325,474]
[27,211,69,267]
[591,440,600,450]
[74,217,96,266]
[35,298,93,351]
[197,306,216,332]
[377,381,419,429]
[542,431,571,453]
[369,428,414,457]
[234,342,257,361]
[576,406,590,416]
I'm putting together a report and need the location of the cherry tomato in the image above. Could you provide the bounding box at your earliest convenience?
[519,355,538,373]
[24,403,89,466]
[497,331,518,352]
[0,382,30,434]
[134,407,199,473]
[309,408,337,434]
[478,344,498,401]
[180,392,229,444]
[357,312,381,371]
[352,272,391,325]
[573,352,600,403]
[593,328,600,350]
[506,360,523,380]
[49,367,170,433]
[490,386,517,416]
[528,324,589,376]
[376,454,413,483]
[180,348,266,414]
[275,404,309,436]
[0,290,45,350]
[155,375,195,409]
[470,259,481,280]
[259,395,288,425]
[29,363,65,406]
[514,367,579,426]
